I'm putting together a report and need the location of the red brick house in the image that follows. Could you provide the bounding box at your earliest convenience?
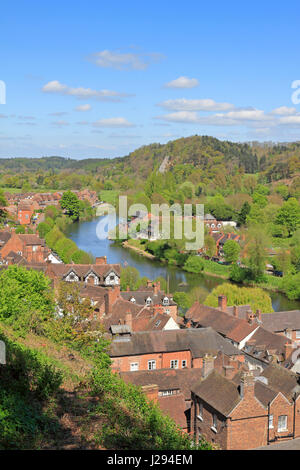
[121,280,178,321]
[0,232,50,264]
[192,363,300,450]
[185,297,293,370]
[109,328,244,373]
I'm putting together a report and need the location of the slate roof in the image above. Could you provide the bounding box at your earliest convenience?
[261,310,300,332]
[109,327,241,358]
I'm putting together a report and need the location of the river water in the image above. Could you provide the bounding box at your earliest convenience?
[65,216,300,312]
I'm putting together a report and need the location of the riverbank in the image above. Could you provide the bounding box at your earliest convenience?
[121,238,286,294]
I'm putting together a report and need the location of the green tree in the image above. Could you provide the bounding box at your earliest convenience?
[120,266,140,290]
[237,201,251,226]
[275,198,300,236]
[245,226,269,281]
[183,255,204,274]
[0,266,54,333]
[223,240,241,264]
[60,190,80,221]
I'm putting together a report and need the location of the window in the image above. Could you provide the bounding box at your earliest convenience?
[146,297,152,305]
[130,297,136,303]
[170,359,179,369]
[163,297,169,306]
[269,414,274,429]
[197,403,203,421]
[148,360,156,370]
[160,390,175,396]
[182,360,187,368]
[130,362,139,371]
[211,414,217,432]
[296,330,300,339]
[32,245,37,252]
[278,415,287,432]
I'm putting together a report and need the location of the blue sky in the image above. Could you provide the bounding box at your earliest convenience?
[1,0,300,158]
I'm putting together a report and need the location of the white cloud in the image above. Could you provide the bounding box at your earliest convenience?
[51,120,69,127]
[42,80,130,101]
[157,111,200,123]
[220,109,270,121]
[48,111,68,116]
[93,117,135,128]
[75,104,92,112]
[158,98,234,112]
[89,50,164,70]
[164,76,199,88]
[279,115,300,126]
[271,106,298,116]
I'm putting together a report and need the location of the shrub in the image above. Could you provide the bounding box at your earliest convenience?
[183,255,204,274]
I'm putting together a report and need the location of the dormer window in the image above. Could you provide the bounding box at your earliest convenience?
[163,296,169,306]
[146,297,152,305]
[130,297,136,303]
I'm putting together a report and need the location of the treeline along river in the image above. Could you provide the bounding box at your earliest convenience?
[65,216,300,313]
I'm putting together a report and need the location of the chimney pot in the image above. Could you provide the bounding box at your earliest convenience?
[218,295,227,312]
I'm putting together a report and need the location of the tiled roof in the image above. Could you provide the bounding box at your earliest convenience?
[261,310,300,332]
[120,368,203,400]
[191,369,241,417]
[121,290,176,306]
[47,263,121,278]
[157,394,187,428]
[110,327,241,358]
[185,302,258,343]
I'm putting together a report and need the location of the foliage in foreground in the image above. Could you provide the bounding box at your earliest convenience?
[88,353,212,450]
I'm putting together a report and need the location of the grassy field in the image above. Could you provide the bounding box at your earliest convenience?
[99,190,119,206]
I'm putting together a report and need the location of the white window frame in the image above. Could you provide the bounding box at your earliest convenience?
[197,402,203,421]
[170,359,179,369]
[296,330,300,339]
[269,414,274,429]
[278,415,287,432]
[182,360,187,368]
[130,362,139,372]
[148,360,156,370]
[211,413,217,433]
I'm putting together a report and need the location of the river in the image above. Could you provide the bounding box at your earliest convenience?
[65,216,300,312]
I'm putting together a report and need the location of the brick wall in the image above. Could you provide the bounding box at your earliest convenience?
[111,350,192,373]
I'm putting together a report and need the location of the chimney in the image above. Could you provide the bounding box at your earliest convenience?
[125,312,132,330]
[218,295,227,312]
[247,309,256,325]
[126,285,130,292]
[233,305,239,318]
[147,279,152,288]
[95,256,107,265]
[284,342,294,360]
[105,286,120,314]
[223,365,236,380]
[154,281,160,295]
[256,309,262,322]
[239,371,255,399]
[202,354,214,378]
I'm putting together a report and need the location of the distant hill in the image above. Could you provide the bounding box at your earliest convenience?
[0,135,299,183]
